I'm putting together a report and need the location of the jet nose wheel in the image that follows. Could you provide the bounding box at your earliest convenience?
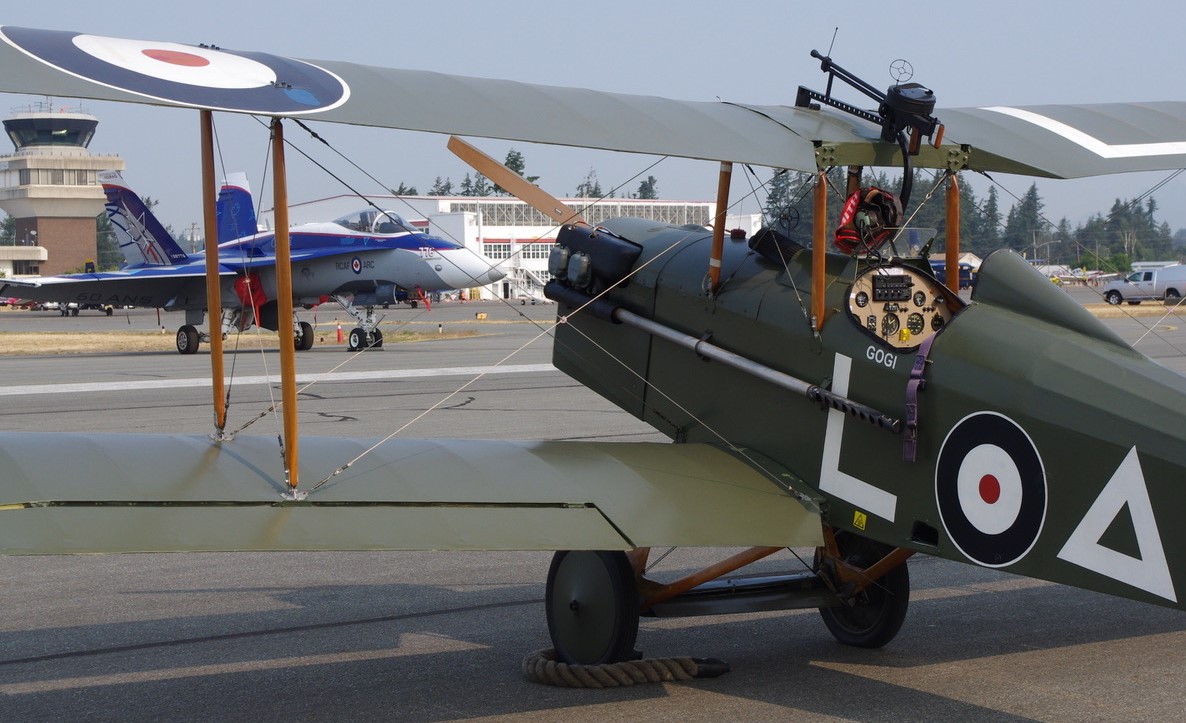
[347,327,383,351]
[545,550,639,665]
[818,531,910,649]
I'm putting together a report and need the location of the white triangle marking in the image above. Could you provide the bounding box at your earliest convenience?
[1057,447,1176,602]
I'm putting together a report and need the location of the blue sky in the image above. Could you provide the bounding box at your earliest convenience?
[4,0,1186,235]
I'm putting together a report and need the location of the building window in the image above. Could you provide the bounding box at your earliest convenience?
[482,243,511,260]
[13,260,40,275]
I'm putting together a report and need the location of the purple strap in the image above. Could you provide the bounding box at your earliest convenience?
[903,334,936,462]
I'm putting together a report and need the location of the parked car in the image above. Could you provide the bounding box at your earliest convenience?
[1102,265,1186,305]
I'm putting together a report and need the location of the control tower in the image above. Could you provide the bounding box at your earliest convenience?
[0,101,125,275]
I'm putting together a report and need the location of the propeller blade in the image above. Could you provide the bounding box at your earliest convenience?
[447,136,585,226]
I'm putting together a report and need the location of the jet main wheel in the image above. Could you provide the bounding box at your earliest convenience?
[818,531,909,649]
[295,321,315,351]
[176,325,200,355]
[371,329,384,348]
[545,550,639,665]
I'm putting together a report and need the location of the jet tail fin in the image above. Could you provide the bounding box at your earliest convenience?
[100,170,191,267]
[217,172,258,243]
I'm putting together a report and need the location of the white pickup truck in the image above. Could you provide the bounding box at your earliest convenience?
[1102,265,1186,305]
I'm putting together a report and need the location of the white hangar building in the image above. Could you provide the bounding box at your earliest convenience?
[262,195,763,300]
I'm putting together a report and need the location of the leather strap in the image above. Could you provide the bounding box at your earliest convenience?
[903,334,936,462]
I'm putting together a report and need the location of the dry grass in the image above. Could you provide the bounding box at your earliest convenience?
[0,329,478,356]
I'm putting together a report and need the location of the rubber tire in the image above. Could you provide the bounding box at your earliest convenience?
[546,550,639,665]
[819,531,910,649]
[348,327,365,351]
[371,329,383,348]
[1129,300,1142,305]
[1167,289,1181,300]
[1105,290,1123,305]
[295,321,315,351]
[105,306,114,316]
[176,325,200,355]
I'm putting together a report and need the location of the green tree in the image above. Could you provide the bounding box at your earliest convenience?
[970,185,1002,256]
[428,176,454,196]
[574,168,603,198]
[1001,183,1044,253]
[635,175,659,199]
[0,213,13,246]
[96,212,121,270]
[494,149,539,196]
[390,182,418,195]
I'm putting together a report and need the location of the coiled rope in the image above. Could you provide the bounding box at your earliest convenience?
[522,649,730,688]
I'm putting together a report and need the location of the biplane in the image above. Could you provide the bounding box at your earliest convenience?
[3,24,1186,668]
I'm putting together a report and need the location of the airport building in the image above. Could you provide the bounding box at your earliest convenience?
[0,103,124,276]
[264,195,763,300]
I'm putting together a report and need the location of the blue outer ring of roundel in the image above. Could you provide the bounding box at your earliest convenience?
[351,257,362,274]
[1,26,349,114]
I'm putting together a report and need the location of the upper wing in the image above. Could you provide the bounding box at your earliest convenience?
[5,25,1186,177]
[0,432,822,554]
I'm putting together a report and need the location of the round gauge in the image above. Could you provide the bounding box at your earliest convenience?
[913,290,927,307]
[855,291,870,308]
[881,313,900,337]
[906,312,925,335]
[931,314,945,331]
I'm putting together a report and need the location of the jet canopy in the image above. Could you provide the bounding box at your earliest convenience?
[333,209,418,235]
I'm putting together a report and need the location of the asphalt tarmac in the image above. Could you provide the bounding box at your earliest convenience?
[3,296,1186,721]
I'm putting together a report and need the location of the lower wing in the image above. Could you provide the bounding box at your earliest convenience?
[0,432,821,553]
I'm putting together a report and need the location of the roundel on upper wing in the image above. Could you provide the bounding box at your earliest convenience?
[0,26,349,114]
[935,412,1047,568]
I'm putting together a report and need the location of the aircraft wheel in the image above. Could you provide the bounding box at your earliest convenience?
[818,531,909,649]
[295,321,315,351]
[105,306,114,316]
[409,300,418,309]
[1105,291,1122,305]
[371,329,384,348]
[347,327,365,351]
[545,550,639,665]
[176,325,200,355]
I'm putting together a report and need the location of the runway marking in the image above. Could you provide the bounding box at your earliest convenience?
[0,633,484,695]
[0,363,557,397]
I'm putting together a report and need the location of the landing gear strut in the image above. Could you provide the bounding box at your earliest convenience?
[334,294,384,351]
[541,529,913,664]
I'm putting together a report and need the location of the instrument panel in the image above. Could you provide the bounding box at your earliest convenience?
[847,265,958,350]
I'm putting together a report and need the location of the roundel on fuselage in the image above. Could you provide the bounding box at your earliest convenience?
[935,411,1047,568]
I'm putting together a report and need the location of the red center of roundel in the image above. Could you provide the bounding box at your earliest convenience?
[141,49,210,67]
[979,474,1001,504]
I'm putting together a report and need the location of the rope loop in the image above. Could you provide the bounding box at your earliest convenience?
[522,649,729,688]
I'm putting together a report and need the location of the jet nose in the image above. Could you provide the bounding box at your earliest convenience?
[475,263,507,285]
[440,249,506,288]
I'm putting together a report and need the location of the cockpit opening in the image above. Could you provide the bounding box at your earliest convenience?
[333,209,417,235]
